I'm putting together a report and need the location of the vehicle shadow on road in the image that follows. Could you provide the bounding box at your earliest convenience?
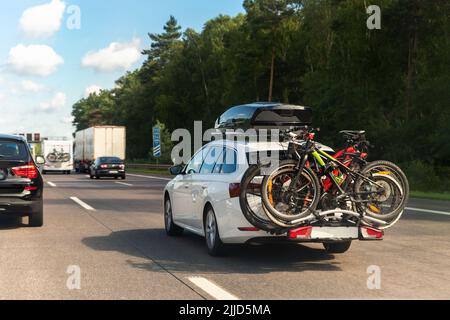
[0,216,25,230]
[82,228,342,274]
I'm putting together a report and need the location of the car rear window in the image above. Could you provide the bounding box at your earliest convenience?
[99,157,122,164]
[0,140,29,161]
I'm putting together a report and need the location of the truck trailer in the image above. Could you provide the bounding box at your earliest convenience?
[74,126,126,173]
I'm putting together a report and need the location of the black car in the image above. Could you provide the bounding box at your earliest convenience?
[89,157,126,180]
[0,134,44,227]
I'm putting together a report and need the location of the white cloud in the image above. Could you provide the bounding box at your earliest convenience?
[20,80,45,93]
[7,44,64,76]
[39,92,66,112]
[19,0,66,38]
[61,116,74,124]
[82,38,141,72]
[84,85,102,98]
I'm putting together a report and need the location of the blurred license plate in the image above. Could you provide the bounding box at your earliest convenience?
[109,171,118,174]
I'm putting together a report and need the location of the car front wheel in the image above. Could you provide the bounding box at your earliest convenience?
[164,198,183,236]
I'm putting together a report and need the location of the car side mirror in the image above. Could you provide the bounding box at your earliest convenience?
[35,156,45,165]
[169,165,185,176]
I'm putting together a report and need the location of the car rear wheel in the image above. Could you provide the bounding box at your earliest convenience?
[204,208,226,256]
[164,198,183,236]
[323,241,352,254]
[29,208,44,228]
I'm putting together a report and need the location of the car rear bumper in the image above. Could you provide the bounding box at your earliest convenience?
[0,198,43,216]
[96,170,125,176]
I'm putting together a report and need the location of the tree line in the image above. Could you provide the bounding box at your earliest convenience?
[72,0,450,191]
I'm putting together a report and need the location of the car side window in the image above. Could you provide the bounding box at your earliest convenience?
[185,147,209,174]
[200,146,223,174]
[213,147,237,174]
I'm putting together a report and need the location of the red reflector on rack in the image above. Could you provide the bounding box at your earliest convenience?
[288,226,312,239]
[361,227,384,239]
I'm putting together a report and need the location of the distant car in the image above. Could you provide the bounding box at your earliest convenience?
[89,156,126,180]
[0,134,45,227]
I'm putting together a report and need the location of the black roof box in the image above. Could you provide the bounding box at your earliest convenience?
[215,102,313,130]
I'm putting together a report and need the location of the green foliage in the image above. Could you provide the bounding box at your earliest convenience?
[404,161,450,192]
[71,0,450,188]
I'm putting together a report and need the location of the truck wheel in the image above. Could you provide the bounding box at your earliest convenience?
[323,241,352,254]
[29,207,44,228]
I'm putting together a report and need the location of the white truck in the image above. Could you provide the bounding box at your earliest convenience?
[42,140,74,174]
[74,126,126,173]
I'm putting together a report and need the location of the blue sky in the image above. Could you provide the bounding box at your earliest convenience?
[0,0,244,138]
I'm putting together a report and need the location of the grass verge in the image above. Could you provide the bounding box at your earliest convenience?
[410,191,450,202]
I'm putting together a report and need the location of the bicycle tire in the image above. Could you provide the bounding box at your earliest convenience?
[355,160,409,227]
[239,165,285,234]
[261,160,321,224]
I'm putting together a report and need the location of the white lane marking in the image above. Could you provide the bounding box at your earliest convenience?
[406,207,450,216]
[47,182,57,187]
[188,277,239,300]
[115,182,133,187]
[70,197,96,211]
[127,174,171,181]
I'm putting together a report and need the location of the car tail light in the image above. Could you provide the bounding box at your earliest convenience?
[119,164,125,169]
[238,227,260,232]
[24,186,38,191]
[100,164,108,169]
[229,183,240,198]
[360,227,384,240]
[288,226,312,239]
[11,162,39,179]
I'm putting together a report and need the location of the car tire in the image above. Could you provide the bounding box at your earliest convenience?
[204,207,226,257]
[121,175,126,180]
[164,198,183,236]
[29,207,44,228]
[323,241,352,254]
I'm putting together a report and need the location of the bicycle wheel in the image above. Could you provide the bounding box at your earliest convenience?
[239,165,285,233]
[354,160,409,228]
[46,153,57,163]
[261,160,321,225]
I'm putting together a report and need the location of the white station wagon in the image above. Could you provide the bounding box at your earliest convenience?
[163,138,372,256]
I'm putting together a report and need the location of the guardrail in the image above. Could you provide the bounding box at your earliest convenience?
[126,163,172,170]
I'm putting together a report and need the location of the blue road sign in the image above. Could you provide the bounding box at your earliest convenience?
[153,126,161,158]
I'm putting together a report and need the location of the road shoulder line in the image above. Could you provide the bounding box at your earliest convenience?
[127,173,171,181]
[406,207,450,216]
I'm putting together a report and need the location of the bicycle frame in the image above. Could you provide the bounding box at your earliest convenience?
[287,139,383,198]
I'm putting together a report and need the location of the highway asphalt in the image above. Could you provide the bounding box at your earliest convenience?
[0,173,449,300]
